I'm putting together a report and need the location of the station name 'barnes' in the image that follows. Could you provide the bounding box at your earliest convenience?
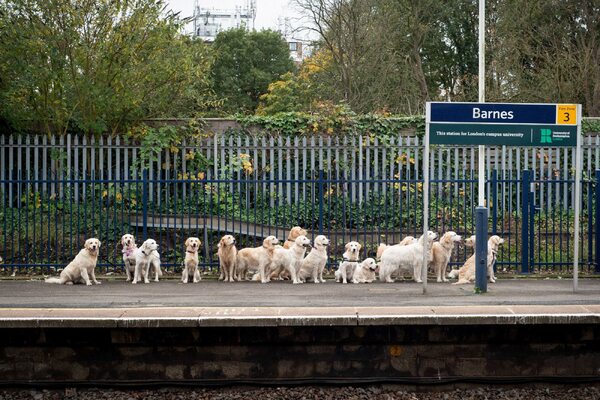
[472,107,514,120]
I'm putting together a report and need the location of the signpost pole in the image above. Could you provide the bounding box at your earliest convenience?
[475,0,488,293]
[422,103,431,294]
[573,104,582,292]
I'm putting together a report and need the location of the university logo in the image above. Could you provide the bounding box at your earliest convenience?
[540,129,552,144]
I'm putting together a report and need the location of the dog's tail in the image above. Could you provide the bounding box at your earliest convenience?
[44,277,62,284]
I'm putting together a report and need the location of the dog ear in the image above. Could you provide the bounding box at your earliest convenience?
[345,243,351,251]
[357,243,362,252]
[97,240,101,248]
[185,238,190,247]
[121,235,126,246]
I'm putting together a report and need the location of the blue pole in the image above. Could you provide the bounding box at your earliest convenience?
[142,169,149,241]
[596,170,600,273]
[475,206,488,292]
[521,170,530,274]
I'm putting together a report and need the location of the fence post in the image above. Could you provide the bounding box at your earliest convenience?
[596,170,600,273]
[318,169,324,235]
[142,169,149,241]
[521,170,531,274]
[491,169,498,235]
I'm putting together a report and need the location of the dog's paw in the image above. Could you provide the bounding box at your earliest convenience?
[86,282,92,286]
[94,281,101,285]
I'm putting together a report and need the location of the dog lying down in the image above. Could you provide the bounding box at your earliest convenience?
[45,238,101,285]
[352,258,378,283]
[448,235,504,284]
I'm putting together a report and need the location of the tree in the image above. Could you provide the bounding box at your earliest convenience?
[256,49,333,114]
[0,0,215,135]
[211,28,296,114]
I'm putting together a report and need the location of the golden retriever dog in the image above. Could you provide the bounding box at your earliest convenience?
[379,231,437,283]
[376,236,416,259]
[267,235,311,284]
[283,226,308,249]
[217,235,237,282]
[464,235,476,248]
[45,238,101,285]
[451,235,504,285]
[334,241,362,284]
[430,231,462,282]
[236,236,279,283]
[352,258,378,283]
[121,234,137,282]
[296,235,330,283]
[270,226,309,280]
[182,237,201,283]
[133,239,161,284]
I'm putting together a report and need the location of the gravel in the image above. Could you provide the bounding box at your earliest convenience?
[0,385,598,400]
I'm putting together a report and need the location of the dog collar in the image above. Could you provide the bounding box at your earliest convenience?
[141,249,147,256]
[186,250,196,253]
[122,247,136,257]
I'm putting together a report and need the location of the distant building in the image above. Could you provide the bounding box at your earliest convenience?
[193,0,256,42]
[277,17,308,64]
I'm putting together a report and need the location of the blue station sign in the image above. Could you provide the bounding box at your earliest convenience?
[427,102,579,146]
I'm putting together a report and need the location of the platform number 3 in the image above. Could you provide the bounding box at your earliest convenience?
[557,105,576,125]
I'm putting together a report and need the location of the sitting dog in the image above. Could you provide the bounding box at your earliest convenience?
[335,241,362,284]
[236,236,279,283]
[430,231,462,282]
[45,238,101,286]
[296,235,330,283]
[121,234,138,282]
[450,235,504,284]
[379,231,437,283]
[182,237,201,283]
[133,239,162,284]
[352,258,378,283]
[218,235,237,282]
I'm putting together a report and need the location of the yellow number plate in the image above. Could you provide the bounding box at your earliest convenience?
[556,104,577,125]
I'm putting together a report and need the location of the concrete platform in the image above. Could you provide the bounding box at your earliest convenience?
[0,279,599,327]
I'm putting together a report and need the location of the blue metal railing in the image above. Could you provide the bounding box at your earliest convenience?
[0,169,597,275]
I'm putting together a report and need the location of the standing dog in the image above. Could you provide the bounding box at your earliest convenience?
[450,235,504,284]
[45,238,101,286]
[121,234,137,282]
[236,236,279,283]
[218,235,237,282]
[430,231,462,282]
[182,237,201,283]
[352,258,378,283]
[379,231,437,283]
[335,241,362,284]
[133,239,162,284]
[376,236,416,260]
[296,235,329,283]
[268,235,311,284]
